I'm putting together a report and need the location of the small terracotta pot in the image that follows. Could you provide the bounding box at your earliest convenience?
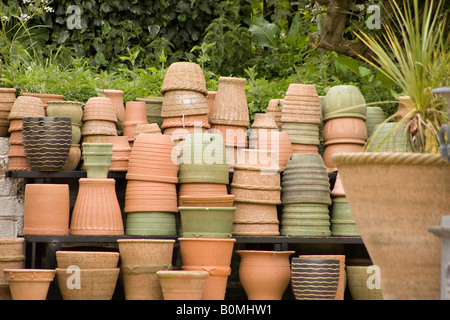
[81,120,118,136]
[101,89,125,124]
[117,239,175,300]
[70,178,124,235]
[23,184,70,235]
[209,124,247,148]
[266,99,283,128]
[157,270,209,300]
[55,251,119,269]
[237,250,294,300]
[256,130,293,171]
[0,89,16,124]
[179,194,235,207]
[323,117,367,144]
[206,91,216,114]
[4,269,55,300]
[124,179,178,213]
[291,143,319,154]
[161,113,210,130]
[178,183,228,206]
[107,136,131,171]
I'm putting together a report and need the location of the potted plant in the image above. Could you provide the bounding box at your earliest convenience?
[331,0,449,300]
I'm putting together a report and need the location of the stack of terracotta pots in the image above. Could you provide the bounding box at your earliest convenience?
[6,96,45,170]
[135,96,164,127]
[209,77,249,171]
[106,136,131,171]
[322,85,367,172]
[365,106,386,139]
[122,101,149,147]
[0,88,16,137]
[280,153,332,236]
[70,142,124,235]
[55,250,120,300]
[265,98,283,129]
[230,149,281,236]
[330,174,359,237]
[81,97,118,143]
[0,237,25,300]
[124,133,178,236]
[101,89,126,126]
[280,84,322,154]
[160,62,210,159]
[256,129,293,172]
[248,113,278,149]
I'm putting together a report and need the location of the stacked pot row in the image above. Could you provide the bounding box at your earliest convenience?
[321,85,367,172]
[280,153,332,236]
[230,149,281,236]
[280,84,322,154]
[122,101,149,147]
[0,237,25,300]
[81,97,118,144]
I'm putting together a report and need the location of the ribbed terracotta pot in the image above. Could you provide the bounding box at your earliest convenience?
[280,203,331,236]
[0,238,25,286]
[157,270,209,300]
[290,257,340,300]
[232,201,280,236]
[178,207,236,238]
[55,251,119,269]
[346,266,383,300]
[23,184,70,235]
[161,90,209,118]
[249,113,278,148]
[22,117,72,171]
[123,101,148,140]
[178,183,228,206]
[0,88,16,137]
[117,239,175,300]
[83,97,118,123]
[323,85,367,121]
[333,151,450,300]
[70,178,124,235]
[125,212,177,236]
[4,269,55,300]
[8,96,45,121]
[209,77,249,127]
[107,136,131,171]
[124,179,178,213]
[179,194,235,207]
[161,62,208,96]
[179,238,235,300]
[291,143,319,154]
[237,250,294,300]
[56,268,119,300]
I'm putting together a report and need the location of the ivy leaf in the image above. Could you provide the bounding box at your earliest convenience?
[249,16,281,50]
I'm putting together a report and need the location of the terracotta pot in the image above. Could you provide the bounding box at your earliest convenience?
[161,62,208,95]
[178,183,228,206]
[395,95,414,123]
[231,167,280,189]
[206,91,216,114]
[6,155,31,171]
[124,179,178,213]
[209,124,247,148]
[179,194,235,207]
[62,144,81,171]
[134,123,161,138]
[22,117,72,171]
[178,206,236,238]
[161,113,210,130]
[55,251,119,269]
[0,88,16,137]
[179,238,235,300]
[280,203,331,236]
[323,85,367,121]
[82,142,113,178]
[285,83,318,97]
[322,142,364,173]
[8,96,45,121]
[135,96,163,126]
[346,266,383,300]
[101,89,125,124]
[299,254,346,300]
[70,178,124,235]
[125,212,177,236]
[161,90,209,118]
[237,250,294,300]
[249,113,278,148]
[266,99,283,128]
[291,143,319,154]
[83,97,118,123]
[81,120,118,137]
[330,196,359,236]
[4,269,55,300]
[332,151,450,300]
[21,92,64,109]
[0,238,25,285]
[23,184,70,235]
[365,107,386,138]
[230,184,281,204]
[81,134,116,143]
[106,136,131,171]
[123,102,148,140]
[290,257,340,300]
[56,268,119,300]
[256,130,293,171]
[232,201,280,236]
[209,77,249,127]
[46,101,83,124]
[117,239,175,300]
[323,117,367,145]
[157,270,209,300]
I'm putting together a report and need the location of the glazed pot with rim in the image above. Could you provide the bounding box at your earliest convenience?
[135,96,164,126]
[178,206,236,238]
[46,101,83,125]
[4,269,55,300]
[236,250,294,300]
[82,142,113,179]
[323,85,367,121]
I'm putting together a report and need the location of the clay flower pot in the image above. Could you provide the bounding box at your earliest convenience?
[346,266,383,300]
[124,179,178,213]
[322,141,364,173]
[332,151,450,299]
[101,89,126,124]
[8,96,45,121]
[0,238,25,286]
[209,124,247,148]
[117,239,176,300]
[178,206,236,238]
[280,203,331,236]
[21,92,64,109]
[70,178,124,235]
[365,107,386,138]
[266,99,283,128]
[281,122,320,145]
[56,268,119,300]
[156,270,209,300]
[83,97,118,123]
[232,201,280,236]
[290,257,340,300]
[209,77,249,127]
[179,194,235,207]
[107,136,131,171]
[330,196,359,236]
[256,130,293,171]
[161,90,209,118]
[206,91,216,114]
[135,96,163,126]
[62,144,81,171]
[237,250,294,300]
[249,113,278,148]
[161,62,208,95]
[123,101,148,140]
[291,143,319,154]
[82,142,113,179]
[0,88,16,137]
[22,116,72,171]
[179,238,235,300]
[81,120,118,137]
[56,251,119,269]
[125,212,177,236]
[46,101,83,125]
[4,269,55,300]
[23,184,70,235]
[323,85,367,121]
[322,117,367,145]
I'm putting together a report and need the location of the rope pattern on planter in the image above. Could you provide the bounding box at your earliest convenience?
[331,152,449,166]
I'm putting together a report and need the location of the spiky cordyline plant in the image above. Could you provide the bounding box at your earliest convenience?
[357,0,449,153]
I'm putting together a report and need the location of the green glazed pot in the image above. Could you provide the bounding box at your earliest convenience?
[72,123,81,144]
[125,212,177,236]
[323,85,367,121]
[82,143,113,178]
[330,196,360,236]
[178,206,236,238]
[366,122,412,152]
[280,203,331,236]
[46,101,83,124]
